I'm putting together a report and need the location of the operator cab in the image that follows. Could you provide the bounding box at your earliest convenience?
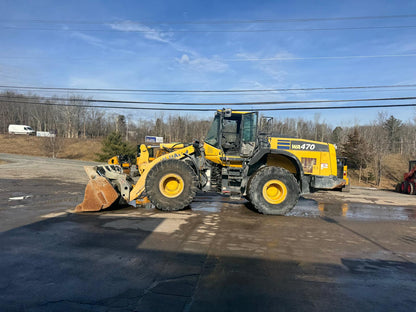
[204,109,258,158]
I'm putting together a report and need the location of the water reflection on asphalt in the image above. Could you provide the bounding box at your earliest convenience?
[189,194,416,221]
[291,197,416,221]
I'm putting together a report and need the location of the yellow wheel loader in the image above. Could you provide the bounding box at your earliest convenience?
[108,155,133,175]
[77,109,347,215]
[136,142,185,175]
[107,143,185,177]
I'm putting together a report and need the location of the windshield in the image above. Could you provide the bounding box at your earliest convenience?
[205,115,220,147]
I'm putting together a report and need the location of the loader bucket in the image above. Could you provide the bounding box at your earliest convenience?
[75,176,119,212]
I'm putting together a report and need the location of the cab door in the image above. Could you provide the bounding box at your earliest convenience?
[240,112,258,157]
[221,115,242,156]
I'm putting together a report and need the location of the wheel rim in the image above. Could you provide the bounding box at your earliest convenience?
[159,174,184,198]
[262,179,287,204]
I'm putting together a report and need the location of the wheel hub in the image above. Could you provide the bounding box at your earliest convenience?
[159,174,184,198]
[262,179,287,204]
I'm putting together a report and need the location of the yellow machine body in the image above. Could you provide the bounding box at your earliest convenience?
[107,156,131,175]
[129,144,196,202]
[78,109,348,214]
[204,134,339,179]
[136,143,185,174]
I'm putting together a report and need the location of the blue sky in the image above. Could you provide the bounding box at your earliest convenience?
[1,0,416,126]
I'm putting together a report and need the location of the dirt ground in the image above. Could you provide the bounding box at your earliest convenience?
[0,153,415,311]
[0,133,410,190]
[0,134,102,160]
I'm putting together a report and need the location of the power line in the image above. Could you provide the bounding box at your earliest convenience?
[1,83,416,93]
[2,98,416,111]
[1,14,416,25]
[2,87,416,97]
[1,94,416,106]
[3,25,416,33]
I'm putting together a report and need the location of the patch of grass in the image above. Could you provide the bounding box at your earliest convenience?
[0,134,103,161]
[348,153,409,189]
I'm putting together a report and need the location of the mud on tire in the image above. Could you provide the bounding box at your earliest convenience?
[145,159,198,211]
[248,166,300,215]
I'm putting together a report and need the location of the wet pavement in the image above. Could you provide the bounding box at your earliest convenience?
[292,197,416,221]
[0,154,416,311]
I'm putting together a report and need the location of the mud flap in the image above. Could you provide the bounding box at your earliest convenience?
[75,176,119,212]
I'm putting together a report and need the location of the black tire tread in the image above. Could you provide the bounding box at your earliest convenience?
[248,166,299,215]
[402,181,409,194]
[145,159,199,211]
[395,183,401,193]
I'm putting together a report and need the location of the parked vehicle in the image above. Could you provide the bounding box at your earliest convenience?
[8,124,35,135]
[36,131,56,137]
[77,109,348,215]
[396,160,416,194]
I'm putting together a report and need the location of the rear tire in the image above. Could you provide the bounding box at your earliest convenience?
[145,159,198,211]
[248,166,299,215]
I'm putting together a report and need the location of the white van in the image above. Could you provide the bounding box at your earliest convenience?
[8,124,36,135]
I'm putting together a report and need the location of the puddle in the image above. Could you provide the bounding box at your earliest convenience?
[341,258,416,274]
[291,198,416,221]
[190,201,222,213]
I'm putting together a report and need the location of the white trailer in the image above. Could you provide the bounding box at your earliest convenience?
[36,131,56,138]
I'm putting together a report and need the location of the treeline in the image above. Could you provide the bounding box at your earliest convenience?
[0,91,211,142]
[2,91,416,185]
[0,91,114,138]
[271,113,416,185]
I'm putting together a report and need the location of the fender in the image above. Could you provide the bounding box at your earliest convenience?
[242,148,308,194]
[248,148,304,179]
[129,145,196,201]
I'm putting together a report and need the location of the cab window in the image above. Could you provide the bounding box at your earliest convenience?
[205,115,220,147]
[242,113,257,143]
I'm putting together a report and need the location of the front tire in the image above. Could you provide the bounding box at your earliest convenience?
[248,166,300,215]
[145,159,198,211]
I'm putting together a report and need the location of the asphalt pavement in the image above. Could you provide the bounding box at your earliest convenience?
[0,154,415,311]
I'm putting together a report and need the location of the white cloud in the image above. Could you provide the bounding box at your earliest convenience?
[109,21,171,43]
[235,50,290,82]
[70,32,106,49]
[176,54,228,73]
[179,54,190,64]
[235,51,295,61]
[109,21,196,56]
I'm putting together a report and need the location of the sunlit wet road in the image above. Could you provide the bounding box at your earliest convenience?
[0,154,415,311]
